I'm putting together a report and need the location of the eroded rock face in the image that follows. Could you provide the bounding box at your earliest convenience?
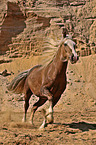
[0,0,96,56]
[0,1,26,54]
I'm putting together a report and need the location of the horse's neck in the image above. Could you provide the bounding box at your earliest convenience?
[52,44,68,73]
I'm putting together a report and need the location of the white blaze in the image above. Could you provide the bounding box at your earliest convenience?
[64,39,78,57]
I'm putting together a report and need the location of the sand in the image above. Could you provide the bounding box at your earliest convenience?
[0,54,96,144]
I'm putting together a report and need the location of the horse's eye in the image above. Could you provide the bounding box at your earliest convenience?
[64,43,67,46]
[75,45,77,49]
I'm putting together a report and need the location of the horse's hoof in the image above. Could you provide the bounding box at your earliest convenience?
[29,120,34,125]
[39,126,45,130]
[39,122,47,130]
[47,120,53,124]
[22,118,26,123]
[39,125,46,130]
[29,121,32,124]
[47,115,54,124]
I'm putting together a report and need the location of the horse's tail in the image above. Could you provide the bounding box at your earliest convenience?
[7,69,31,94]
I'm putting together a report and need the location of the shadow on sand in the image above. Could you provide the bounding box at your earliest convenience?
[54,121,96,132]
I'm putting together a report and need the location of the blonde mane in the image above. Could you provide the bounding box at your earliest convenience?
[39,34,72,65]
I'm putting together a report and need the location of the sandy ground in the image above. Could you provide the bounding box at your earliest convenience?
[0,54,96,145]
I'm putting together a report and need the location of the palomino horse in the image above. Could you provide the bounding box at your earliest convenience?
[7,32,79,129]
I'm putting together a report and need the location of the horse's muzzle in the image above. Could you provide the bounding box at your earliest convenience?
[70,54,79,64]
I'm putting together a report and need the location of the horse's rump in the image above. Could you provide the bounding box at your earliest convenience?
[7,65,42,94]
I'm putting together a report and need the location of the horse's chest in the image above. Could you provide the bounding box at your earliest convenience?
[50,72,67,95]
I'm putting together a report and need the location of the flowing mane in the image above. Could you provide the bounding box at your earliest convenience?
[40,34,73,65]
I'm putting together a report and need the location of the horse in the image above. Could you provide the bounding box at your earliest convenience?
[7,32,79,129]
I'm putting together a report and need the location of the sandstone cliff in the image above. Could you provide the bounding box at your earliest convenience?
[0,0,96,56]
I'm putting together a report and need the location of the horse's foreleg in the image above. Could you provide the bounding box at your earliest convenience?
[29,97,47,125]
[39,109,47,129]
[39,87,53,129]
[46,102,54,124]
[39,107,53,129]
[39,102,53,129]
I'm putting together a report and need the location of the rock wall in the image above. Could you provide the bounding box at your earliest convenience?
[0,0,96,56]
[0,1,26,54]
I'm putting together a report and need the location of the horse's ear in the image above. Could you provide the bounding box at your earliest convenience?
[62,28,67,38]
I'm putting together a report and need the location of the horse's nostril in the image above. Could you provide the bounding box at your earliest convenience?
[77,56,79,60]
[71,54,74,61]
[70,54,79,62]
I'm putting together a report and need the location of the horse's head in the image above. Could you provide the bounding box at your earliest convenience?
[61,35,79,64]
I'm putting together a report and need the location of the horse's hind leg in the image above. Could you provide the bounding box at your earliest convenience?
[29,97,47,125]
[22,89,32,122]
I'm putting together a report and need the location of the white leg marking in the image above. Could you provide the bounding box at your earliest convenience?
[22,114,26,122]
[39,118,46,129]
[46,104,54,123]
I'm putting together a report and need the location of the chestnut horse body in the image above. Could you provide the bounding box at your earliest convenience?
[7,34,79,129]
